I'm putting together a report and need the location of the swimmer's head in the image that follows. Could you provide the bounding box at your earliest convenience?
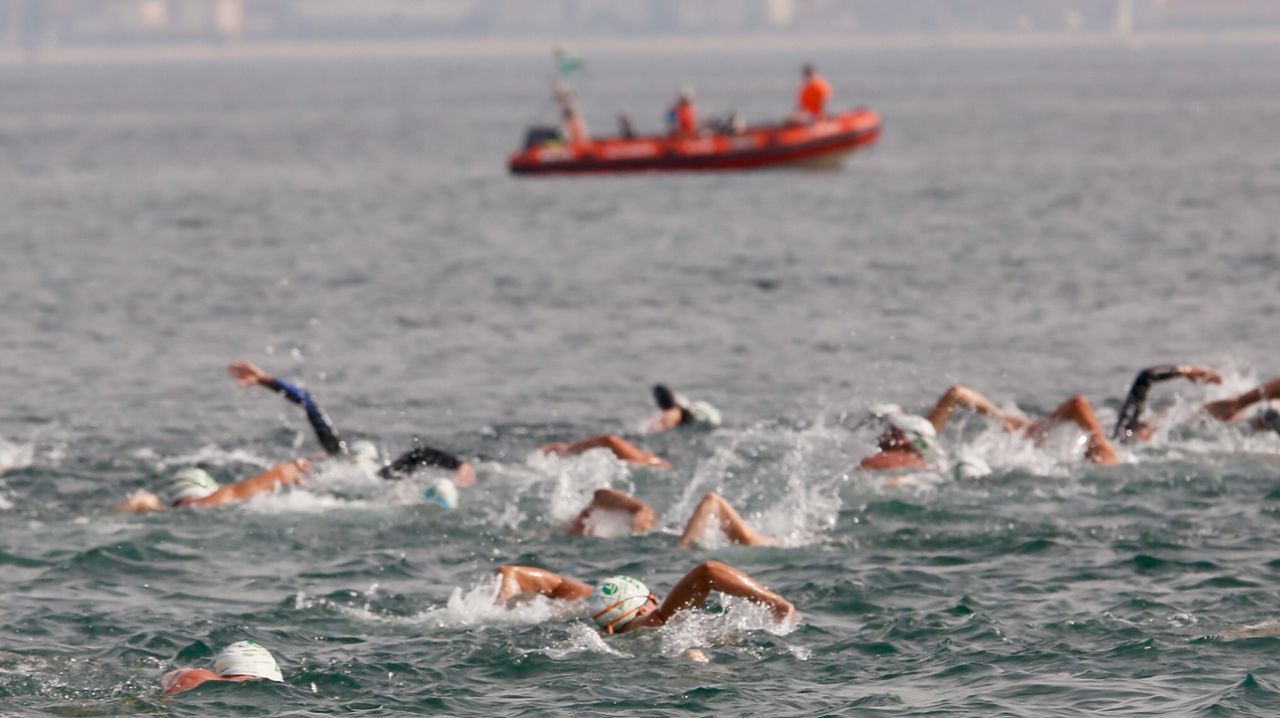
[653,384,679,410]
[424,478,458,510]
[590,575,654,635]
[872,411,935,455]
[212,640,283,682]
[166,467,219,505]
[679,87,695,102]
[1260,409,1280,436]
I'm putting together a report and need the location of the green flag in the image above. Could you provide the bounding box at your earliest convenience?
[554,48,584,77]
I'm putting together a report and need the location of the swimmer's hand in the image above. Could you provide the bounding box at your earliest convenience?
[283,458,312,487]
[1180,366,1223,385]
[228,360,272,387]
[1203,397,1240,421]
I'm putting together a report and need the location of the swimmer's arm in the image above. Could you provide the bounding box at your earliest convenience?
[181,459,310,507]
[645,560,794,628]
[494,565,592,602]
[378,445,472,486]
[565,488,657,535]
[1113,365,1222,438]
[1204,376,1280,421]
[927,385,1026,433]
[229,361,346,457]
[162,668,222,694]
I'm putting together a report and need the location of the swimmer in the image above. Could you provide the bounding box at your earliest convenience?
[565,488,777,548]
[1114,365,1280,440]
[116,460,310,512]
[229,360,474,486]
[861,385,1118,469]
[494,560,795,634]
[539,434,670,468]
[161,640,283,694]
[648,384,722,432]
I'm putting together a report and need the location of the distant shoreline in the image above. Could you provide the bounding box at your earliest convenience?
[2,29,1279,66]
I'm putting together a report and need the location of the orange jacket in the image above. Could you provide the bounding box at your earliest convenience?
[672,101,697,134]
[797,75,832,118]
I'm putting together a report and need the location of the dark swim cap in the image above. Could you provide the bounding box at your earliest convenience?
[653,384,678,410]
[1262,408,1280,435]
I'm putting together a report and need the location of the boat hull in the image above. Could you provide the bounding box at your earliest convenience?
[508,109,881,176]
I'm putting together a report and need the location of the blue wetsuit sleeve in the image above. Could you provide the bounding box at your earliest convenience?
[262,378,346,457]
[378,445,464,480]
[1113,365,1182,440]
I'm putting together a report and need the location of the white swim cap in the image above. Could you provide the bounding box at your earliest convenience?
[424,478,458,509]
[212,640,283,682]
[166,467,219,505]
[888,413,937,450]
[952,453,992,480]
[590,576,652,634]
[686,400,722,428]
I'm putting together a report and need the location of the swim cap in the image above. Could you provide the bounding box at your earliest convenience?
[424,478,458,510]
[1261,408,1280,436]
[952,453,992,480]
[212,640,283,682]
[590,576,652,634]
[166,467,219,505]
[887,413,936,451]
[685,400,722,427]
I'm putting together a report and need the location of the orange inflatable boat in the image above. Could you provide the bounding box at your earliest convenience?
[507,108,881,176]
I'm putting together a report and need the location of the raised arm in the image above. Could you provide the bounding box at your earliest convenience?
[641,560,794,629]
[229,361,346,457]
[1114,365,1223,439]
[565,488,657,535]
[495,565,593,603]
[181,459,310,507]
[678,492,776,548]
[926,385,1026,433]
[1203,376,1280,422]
[378,445,474,486]
[540,434,671,469]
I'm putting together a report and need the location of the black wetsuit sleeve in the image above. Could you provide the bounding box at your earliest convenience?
[378,445,464,479]
[1112,365,1182,439]
[261,378,346,457]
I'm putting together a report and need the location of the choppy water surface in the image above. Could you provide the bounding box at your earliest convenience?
[2,44,1280,716]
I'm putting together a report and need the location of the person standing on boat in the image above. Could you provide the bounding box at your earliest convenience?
[792,63,831,123]
[667,88,698,137]
[553,80,589,146]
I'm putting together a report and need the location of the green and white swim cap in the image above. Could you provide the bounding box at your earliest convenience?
[887,413,936,451]
[166,467,219,505]
[212,640,283,682]
[685,400,722,428]
[590,575,652,634]
[424,478,458,510]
